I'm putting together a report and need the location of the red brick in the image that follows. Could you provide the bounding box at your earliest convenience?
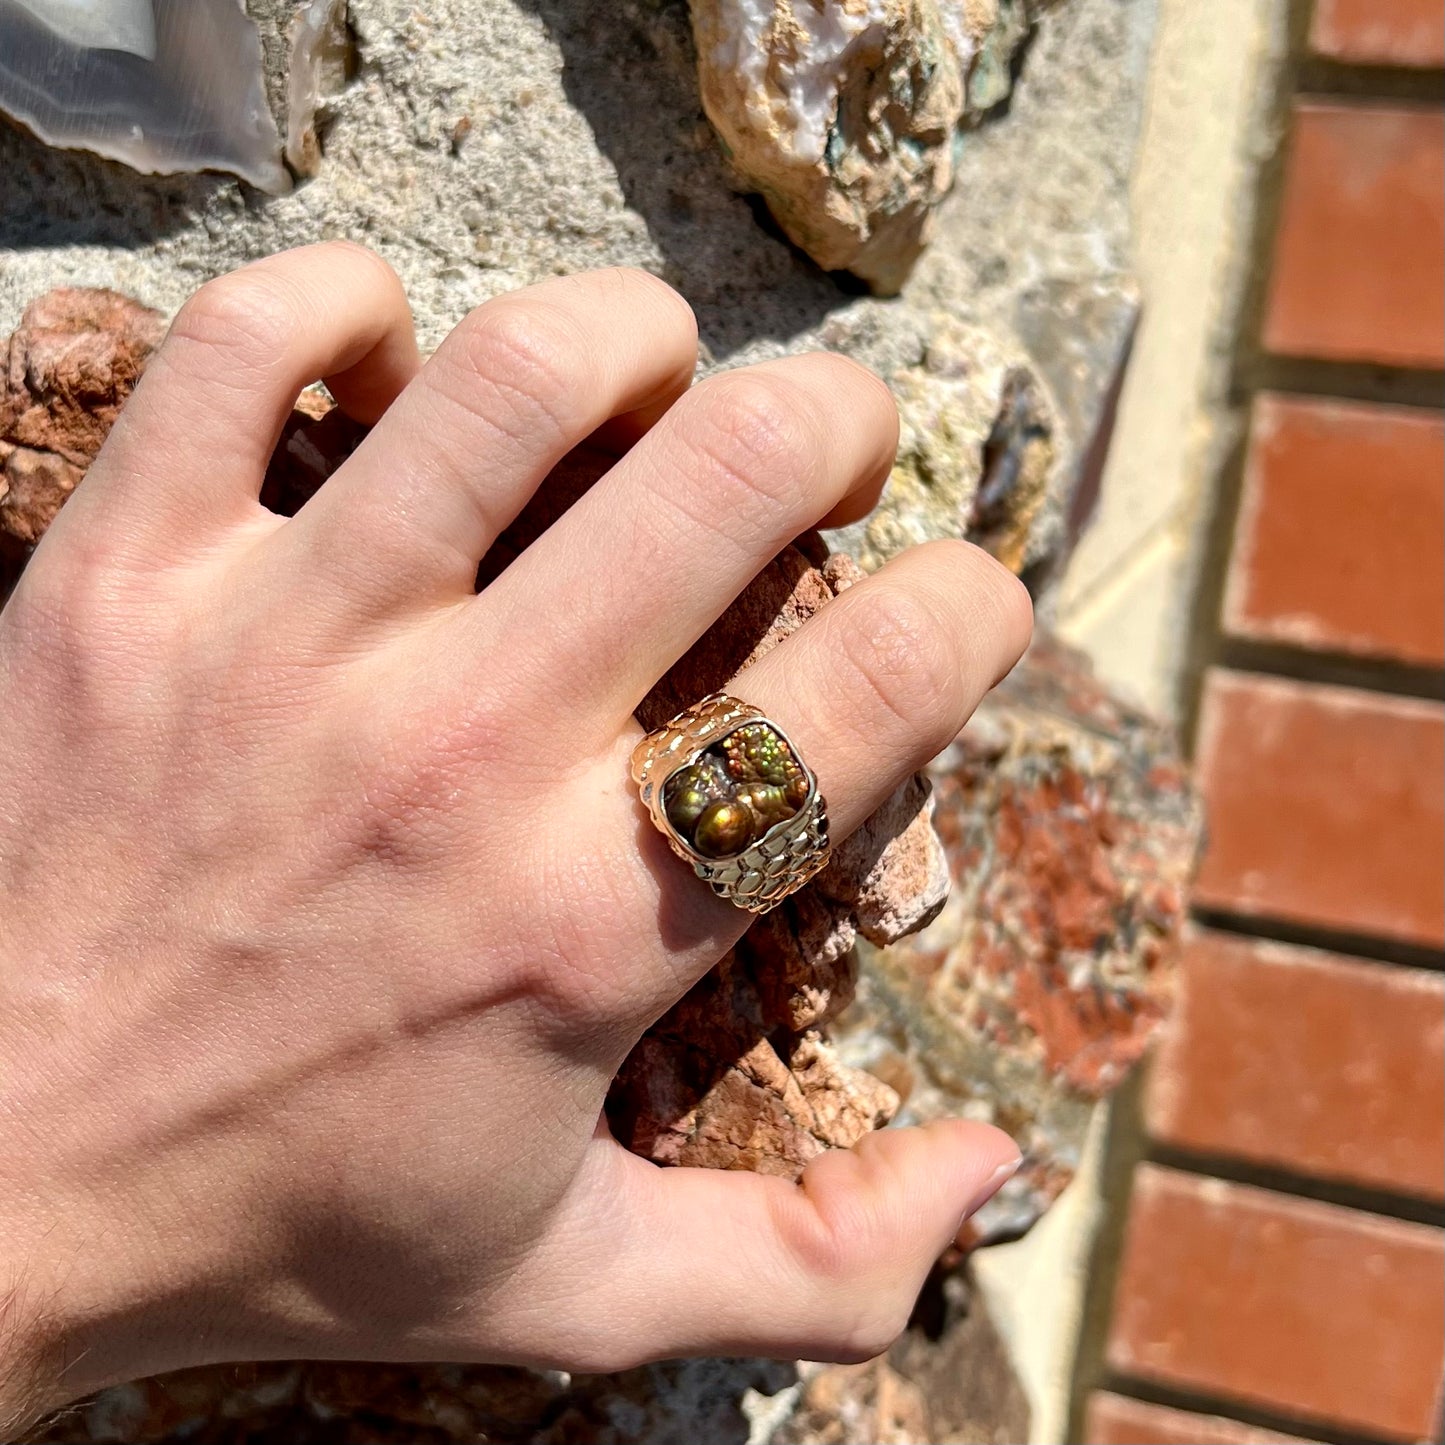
[1085,1392,1320,1444]
[1262,103,1444,368]
[1310,0,1445,67]
[1194,672,1445,947]
[1148,930,1445,1198]
[1106,1167,1445,1441]
[1225,395,1445,665]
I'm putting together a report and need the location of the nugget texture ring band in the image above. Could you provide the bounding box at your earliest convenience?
[631,692,831,913]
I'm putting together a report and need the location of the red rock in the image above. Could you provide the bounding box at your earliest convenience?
[836,634,1202,1243]
[0,288,164,547]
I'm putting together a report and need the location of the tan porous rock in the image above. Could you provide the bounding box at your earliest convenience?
[691,0,966,293]
[828,313,1056,572]
[689,0,1059,291]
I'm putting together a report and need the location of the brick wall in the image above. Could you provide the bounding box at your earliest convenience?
[1079,1,1445,1440]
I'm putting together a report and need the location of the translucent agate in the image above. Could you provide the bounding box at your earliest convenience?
[11,0,155,57]
[0,0,289,193]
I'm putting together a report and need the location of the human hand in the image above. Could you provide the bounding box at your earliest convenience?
[0,244,1030,1431]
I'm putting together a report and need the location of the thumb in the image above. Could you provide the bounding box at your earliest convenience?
[588,1120,1021,1365]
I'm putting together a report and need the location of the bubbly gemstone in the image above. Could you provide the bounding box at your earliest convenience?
[662,721,807,858]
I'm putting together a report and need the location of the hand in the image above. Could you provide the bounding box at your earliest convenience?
[0,244,1030,1432]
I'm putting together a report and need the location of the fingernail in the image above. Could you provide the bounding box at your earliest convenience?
[959,1153,1022,1227]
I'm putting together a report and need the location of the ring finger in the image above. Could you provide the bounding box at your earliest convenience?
[543,538,1032,1030]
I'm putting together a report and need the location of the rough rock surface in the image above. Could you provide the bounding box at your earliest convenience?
[688,0,1059,293]
[0,1,289,193]
[27,1283,1030,1445]
[0,288,164,547]
[691,0,966,293]
[27,1358,798,1445]
[0,0,1154,594]
[826,312,1057,573]
[833,632,1203,1245]
[776,1278,1031,1444]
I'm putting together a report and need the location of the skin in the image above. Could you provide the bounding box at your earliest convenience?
[0,244,1032,1434]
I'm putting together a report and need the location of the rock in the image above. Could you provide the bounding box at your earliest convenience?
[779,1357,933,1444]
[823,311,1057,573]
[0,288,164,545]
[0,290,365,589]
[777,1271,1032,1443]
[0,0,1154,598]
[0,1,289,193]
[832,631,1202,1245]
[27,1357,799,1444]
[688,0,1063,292]
[1010,276,1140,586]
[257,386,370,516]
[815,770,951,946]
[690,0,965,293]
[26,1274,1035,1444]
[953,0,1051,115]
[0,445,81,551]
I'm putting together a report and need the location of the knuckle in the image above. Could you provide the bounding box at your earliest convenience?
[4,551,152,731]
[21,534,132,639]
[325,238,402,291]
[825,1299,914,1365]
[447,298,580,438]
[838,585,960,745]
[781,1206,913,1364]
[685,371,825,518]
[168,272,296,371]
[821,350,898,419]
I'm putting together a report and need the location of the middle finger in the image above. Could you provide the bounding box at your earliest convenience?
[470,352,899,740]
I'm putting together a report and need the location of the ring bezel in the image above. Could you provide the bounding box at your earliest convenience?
[655,715,819,864]
[632,691,832,912]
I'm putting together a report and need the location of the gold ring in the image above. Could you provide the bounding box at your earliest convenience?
[631,692,830,913]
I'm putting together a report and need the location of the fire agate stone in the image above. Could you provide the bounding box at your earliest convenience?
[662,721,810,858]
